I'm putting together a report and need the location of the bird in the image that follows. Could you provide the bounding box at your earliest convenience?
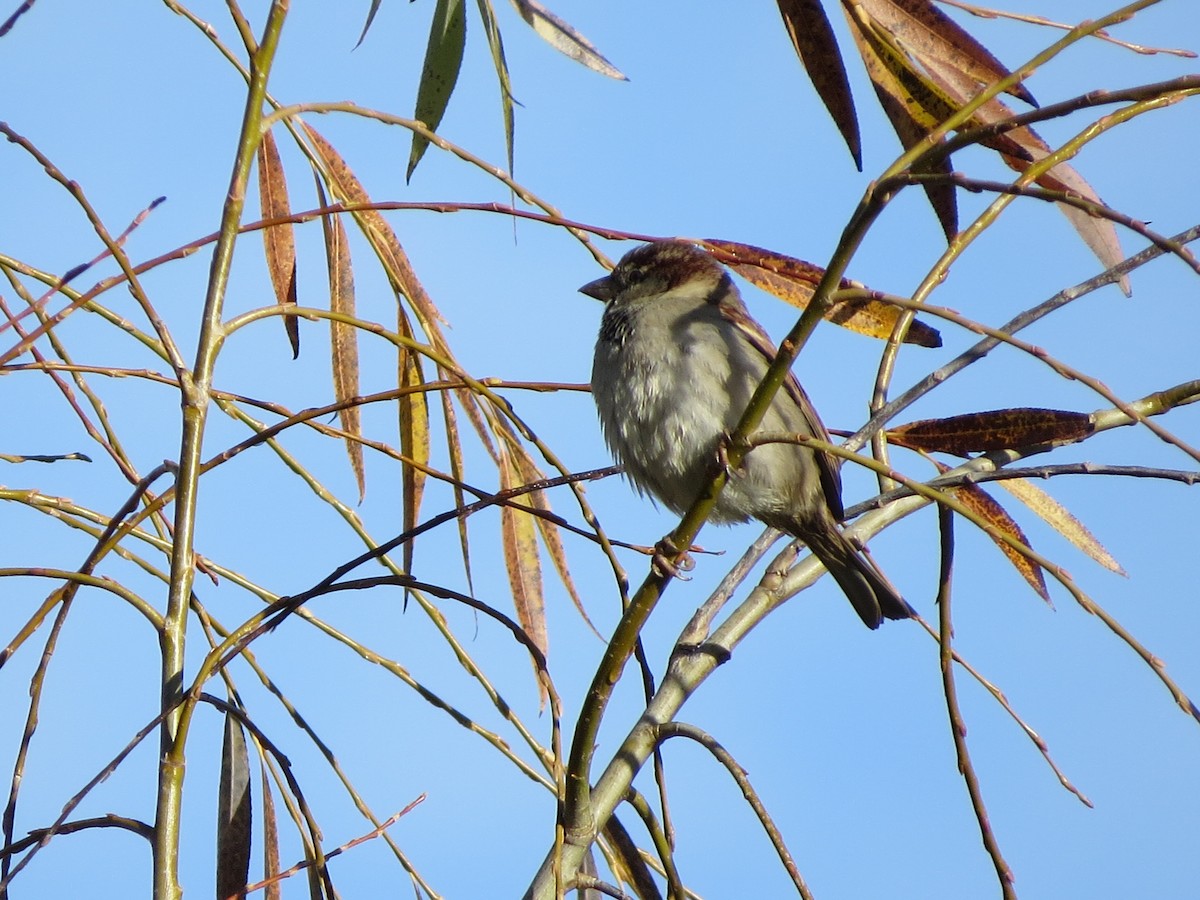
[581,239,910,629]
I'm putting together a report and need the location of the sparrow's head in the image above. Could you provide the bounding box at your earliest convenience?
[579,240,728,305]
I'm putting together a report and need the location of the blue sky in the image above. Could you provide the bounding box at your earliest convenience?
[1,2,1198,898]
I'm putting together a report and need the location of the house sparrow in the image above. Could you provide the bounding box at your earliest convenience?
[582,240,910,629]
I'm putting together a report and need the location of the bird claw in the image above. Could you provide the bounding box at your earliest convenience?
[717,432,751,478]
[652,537,695,580]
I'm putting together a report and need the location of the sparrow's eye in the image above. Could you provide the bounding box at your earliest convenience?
[623,267,645,287]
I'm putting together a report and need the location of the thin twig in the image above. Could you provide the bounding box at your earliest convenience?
[935,506,1016,896]
[656,723,813,900]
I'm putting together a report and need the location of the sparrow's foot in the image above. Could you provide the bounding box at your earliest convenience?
[652,536,695,580]
[717,432,753,478]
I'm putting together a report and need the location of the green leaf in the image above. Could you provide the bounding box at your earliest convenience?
[354,0,384,49]
[475,0,517,174]
[408,0,467,181]
[217,712,252,900]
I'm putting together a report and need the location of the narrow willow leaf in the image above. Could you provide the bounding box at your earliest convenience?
[508,0,626,80]
[858,0,1037,107]
[914,53,1127,287]
[408,0,467,181]
[259,763,281,900]
[844,2,962,235]
[891,407,1094,453]
[217,712,252,900]
[316,178,365,501]
[845,0,1126,279]
[499,442,548,704]
[455,383,501,462]
[601,814,662,900]
[777,0,862,168]
[397,309,431,582]
[304,124,449,334]
[512,442,601,638]
[956,481,1050,601]
[439,387,475,593]
[257,129,300,358]
[999,477,1127,575]
[703,239,942,347]
[354,0,384,49]
[475,0,517,174]
[994,129,1130,293]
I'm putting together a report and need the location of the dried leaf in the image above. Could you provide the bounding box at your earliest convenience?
[499,442,548,704]
[408,0,467,181]
[508,0,626,80]
[259,763,281,900]
[702,239,942,347]
[844,0,1126,281]
[856,0,1036,106]
[890,407,1094,453]
[993,128,1130,294]
[217,712,252,900]
[304,123,448,334]
[398,309,431,583]
[257,129,299,358]
[844,2,965,235]
[955,480,1050,601]
[439,388,475,593]
[512,443,601,638]
[316,178,365,502]
[776,0,862,168]
[999,477,1126,575]
[475,0,517,174]
[601,814,663,900]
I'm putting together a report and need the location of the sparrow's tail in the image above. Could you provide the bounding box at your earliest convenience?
[794,520,911,630]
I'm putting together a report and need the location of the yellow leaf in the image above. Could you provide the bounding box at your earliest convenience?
[398,309,431,580]
[511,443,601,639]
[999,477,1126,576]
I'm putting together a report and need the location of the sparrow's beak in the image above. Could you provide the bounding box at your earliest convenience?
[579,274,615,302]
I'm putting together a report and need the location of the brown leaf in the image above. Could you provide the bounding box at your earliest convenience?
[776,0,862,168]
[303,123,448,335]
[316,178,365,502]
[856,0,1036,107]
[257,129,299,357]
[842,8,963,235]
[702,239,942,347]
[498,442,548,705]
[955,479,1050,601]
[843,0,1126,282]
[998,477,1126,576]
[259,763,281,900]
[890,407,1094,453]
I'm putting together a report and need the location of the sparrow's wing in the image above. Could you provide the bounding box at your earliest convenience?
[720,300,846,520]
[781,371,845,521]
